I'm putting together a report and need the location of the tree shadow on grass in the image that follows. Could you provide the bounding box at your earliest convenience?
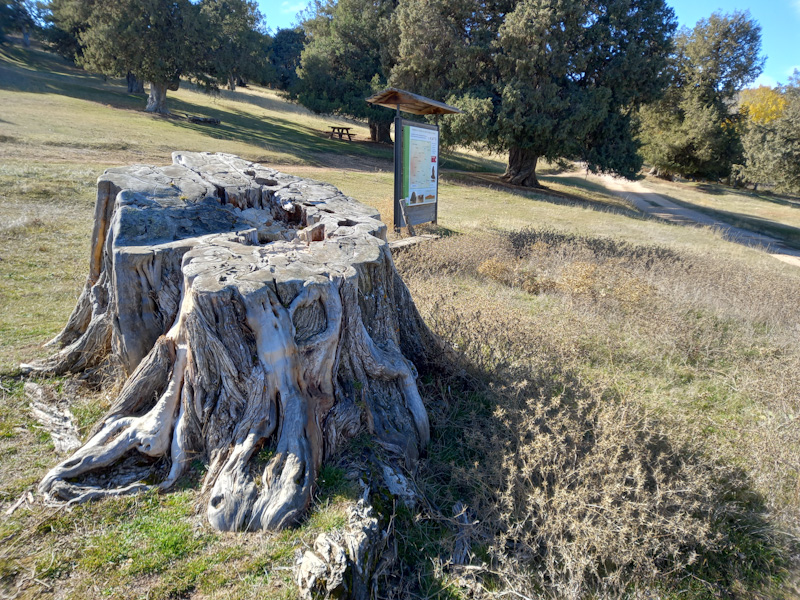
[655,178,800,206]
[445,171,645,220]
[408,311,794,599]
[694,182,727,195]
[0,45,396,168]
[546,173,629,197]
[168,99,394,165]
[643,189,800,251]
[1,45,507,176]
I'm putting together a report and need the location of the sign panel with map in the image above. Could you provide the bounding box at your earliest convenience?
[402,125,438,206]
[393,119,439,229]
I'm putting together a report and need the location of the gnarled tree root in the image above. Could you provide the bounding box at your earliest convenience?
[30,152,437,531]
[296,494,386,600]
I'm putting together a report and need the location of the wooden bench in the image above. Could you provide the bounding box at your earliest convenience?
[328,126,354,141]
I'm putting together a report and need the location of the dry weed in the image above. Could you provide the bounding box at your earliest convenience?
[417,304,729,598]
[394,228,799,598]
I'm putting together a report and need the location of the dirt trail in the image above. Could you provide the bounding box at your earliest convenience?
[564,172,800,268]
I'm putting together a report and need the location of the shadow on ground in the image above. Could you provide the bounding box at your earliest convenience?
[447,171,645,220]
[1,43,501,174]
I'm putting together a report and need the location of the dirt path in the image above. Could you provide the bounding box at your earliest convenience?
[564,172,800,268]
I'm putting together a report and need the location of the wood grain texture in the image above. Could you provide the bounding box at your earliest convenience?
[28,152,436,532]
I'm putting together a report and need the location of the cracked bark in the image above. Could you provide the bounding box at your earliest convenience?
[27,152,436,532]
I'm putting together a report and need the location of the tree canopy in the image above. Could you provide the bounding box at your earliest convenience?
[45,0,272,113]
[638,11,764,180]
[391,0,677,186]
[199,0,272,91]
[296,0,398,142]
[738,74,800,194]
[1,0,39,45]
[270,27,305,92]
[78,0,208,113]
[41,0,93,59]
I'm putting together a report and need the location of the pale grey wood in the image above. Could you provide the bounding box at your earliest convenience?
[388,234,440,251]
[28,152,436,532]
[24,383,80,454]
[296,495,384,600]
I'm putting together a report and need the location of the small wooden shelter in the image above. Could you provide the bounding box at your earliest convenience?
[367,88,460,231]
[366,87,462,116]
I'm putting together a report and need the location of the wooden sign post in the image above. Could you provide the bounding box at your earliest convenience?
[366,88,460,233]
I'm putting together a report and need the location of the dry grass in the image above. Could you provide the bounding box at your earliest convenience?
[3,39,800,600]
[641,177,800,231]
[0,163,97,372]
[394,229,800,598]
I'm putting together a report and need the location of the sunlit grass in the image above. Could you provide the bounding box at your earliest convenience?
[2,39,799,600]
[642,177,800,230]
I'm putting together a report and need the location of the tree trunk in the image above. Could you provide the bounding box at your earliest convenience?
[126,72,144,94]
[227,74,236,91]
[145,81,169,114]
[502,146,541,187]
[369,120,392,143]
[25,152,436,533]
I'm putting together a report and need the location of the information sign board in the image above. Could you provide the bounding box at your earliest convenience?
[394,118,438,229]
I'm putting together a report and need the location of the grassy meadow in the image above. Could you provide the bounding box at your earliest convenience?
[2,40,800,599]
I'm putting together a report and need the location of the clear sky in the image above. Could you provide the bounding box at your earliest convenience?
[257,0,799,88]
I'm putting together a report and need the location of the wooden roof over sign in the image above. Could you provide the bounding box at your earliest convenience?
[366,87,462,115]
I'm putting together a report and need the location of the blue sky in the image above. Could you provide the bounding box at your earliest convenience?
[257,0,799,88]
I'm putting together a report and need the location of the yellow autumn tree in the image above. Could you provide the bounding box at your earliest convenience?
[740,85,787,123]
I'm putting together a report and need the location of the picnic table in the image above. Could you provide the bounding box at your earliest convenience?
[328,126,354,141]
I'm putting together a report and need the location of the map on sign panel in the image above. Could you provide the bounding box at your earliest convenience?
[406,126,438,206]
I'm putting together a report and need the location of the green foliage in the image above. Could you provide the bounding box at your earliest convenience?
[77,0,203,86]
[296,0,397,141]
[391,0,677,184]
[44,0,273,111]
[198,0,272,89]
[40,0,93,59]
[739,77,800,194]
[0,0,37,41]
[676,11,764,105]
[639,11,764,180]
[640,90,744,180]
[270,27,304,92]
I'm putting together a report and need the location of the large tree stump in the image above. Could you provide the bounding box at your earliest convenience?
[25,152,435,531]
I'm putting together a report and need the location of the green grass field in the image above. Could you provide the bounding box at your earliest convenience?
[2,40,800,599]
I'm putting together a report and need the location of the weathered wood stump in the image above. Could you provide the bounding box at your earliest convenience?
[25,152,435,532]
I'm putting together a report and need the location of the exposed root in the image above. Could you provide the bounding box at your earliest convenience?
[39,341,186,502]
[296,493,386,600]
[31,153,437,531]
[24,383,81,454]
